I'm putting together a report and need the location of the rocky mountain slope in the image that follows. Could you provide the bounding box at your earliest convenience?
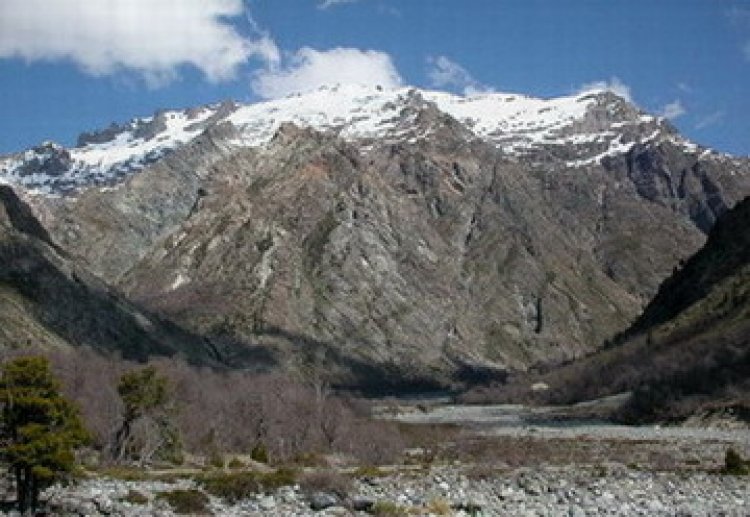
[533,196,750,421]
[2,85,749,389]
[0,185,250,365]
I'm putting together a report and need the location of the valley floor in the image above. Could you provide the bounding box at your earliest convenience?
[35,402,750,516]
[40,462,750,516]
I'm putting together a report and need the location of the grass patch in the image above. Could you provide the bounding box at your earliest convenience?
[371,500,410,516]
[157,489,210,515]
[93,466,187,482]
[425,497,453,515]
[199,468,297,502]
[352,465,389,478]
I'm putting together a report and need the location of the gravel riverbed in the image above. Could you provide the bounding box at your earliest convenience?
[39,462,750,516]
[27,403,750,515]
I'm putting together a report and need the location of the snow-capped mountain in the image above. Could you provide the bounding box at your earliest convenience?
[2,83,749,388]
[0,85,709,195]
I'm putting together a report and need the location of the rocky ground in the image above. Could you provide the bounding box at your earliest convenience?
[12,403,750,516]
[37,462,750,516]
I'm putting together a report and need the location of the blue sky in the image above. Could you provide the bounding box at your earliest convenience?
[0,0,748,155]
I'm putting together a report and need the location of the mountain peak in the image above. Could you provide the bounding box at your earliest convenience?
[0,86,709,195]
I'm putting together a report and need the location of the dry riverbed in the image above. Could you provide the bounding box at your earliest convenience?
[30,401,750,516]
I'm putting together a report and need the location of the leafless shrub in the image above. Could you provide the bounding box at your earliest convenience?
[298,470,352,498]
[15,347,406,466]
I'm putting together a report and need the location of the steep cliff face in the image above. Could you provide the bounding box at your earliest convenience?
[3,85,749,389]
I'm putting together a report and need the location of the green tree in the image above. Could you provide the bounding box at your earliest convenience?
[112,366,181,464]
[0,356,89,513]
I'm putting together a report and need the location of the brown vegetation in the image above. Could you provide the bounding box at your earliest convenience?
[0,346,404,468]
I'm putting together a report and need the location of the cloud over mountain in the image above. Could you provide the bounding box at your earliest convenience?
[0,0,279,84]
[660,100,686,119]
[426,56,492,96]
[578,77,632,102]
[251,47,402,99]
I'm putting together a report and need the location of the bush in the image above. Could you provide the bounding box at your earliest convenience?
[158,489,210,514]
[722,448,749,475]
[200,469,297,502]
[250,443,269,463]
[209,452,225,469]
[227,457,245,469]
[10,348,408,472]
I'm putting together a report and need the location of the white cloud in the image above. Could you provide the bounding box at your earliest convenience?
[427,56,492,96]
[251,47,402,99]
[578,77,632,102]
[695,110,724,130]
[677,82,693,93]
[659,100,686,119]
[0,0,279,84]
[317,0,359,9]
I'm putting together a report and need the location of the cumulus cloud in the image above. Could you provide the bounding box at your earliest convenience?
[578,77,632,102]
[251,47,402,99]
[317,0,359,9]
[0,0,279,84]
[660,100,686,119]
[427,56,492,96]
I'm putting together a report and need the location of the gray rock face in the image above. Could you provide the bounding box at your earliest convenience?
[0,184,229,363]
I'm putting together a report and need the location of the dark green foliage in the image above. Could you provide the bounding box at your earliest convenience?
[118,366,168,421]
[722,448,749,475]
[158,489,210,514]
[112,366,182,464]
[0,356,89,513]
[250,443,268,464]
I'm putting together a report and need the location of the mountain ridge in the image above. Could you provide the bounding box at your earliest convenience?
[1,85,749,389]
[1,85,727,195]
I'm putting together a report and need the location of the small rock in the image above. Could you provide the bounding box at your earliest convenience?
[568,505,586,517]
[310,491,338,511]
[258,495,276,511]
[352,497,375,512]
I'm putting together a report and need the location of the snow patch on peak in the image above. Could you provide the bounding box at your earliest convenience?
[0,103,229,195]
[0,85,711,195]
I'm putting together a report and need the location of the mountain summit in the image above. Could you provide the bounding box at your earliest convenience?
[1,86,749,390]
[0,85,712,194]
